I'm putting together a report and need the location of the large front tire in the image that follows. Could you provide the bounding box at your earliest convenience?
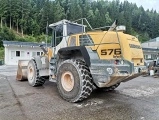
[57,59,93,102]
[27,59,45,87]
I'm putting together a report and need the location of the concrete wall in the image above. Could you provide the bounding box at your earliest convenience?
[4,45,43,65]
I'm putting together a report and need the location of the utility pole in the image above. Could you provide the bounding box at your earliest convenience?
[46,17,48,47]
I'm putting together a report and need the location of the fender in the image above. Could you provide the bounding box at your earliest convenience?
[32,56,49,76]
[57,46,90,66]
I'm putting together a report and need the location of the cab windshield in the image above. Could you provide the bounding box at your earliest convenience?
[67,23,84,35]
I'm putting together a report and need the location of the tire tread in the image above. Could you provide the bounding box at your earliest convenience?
[57,59,93,102]
[28,59,45,87]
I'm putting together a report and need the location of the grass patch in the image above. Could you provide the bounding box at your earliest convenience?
[0,47,4,62]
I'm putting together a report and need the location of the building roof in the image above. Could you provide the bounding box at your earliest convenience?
[3,40,51,47]
[143,37,159,43]
[142,47,159,51]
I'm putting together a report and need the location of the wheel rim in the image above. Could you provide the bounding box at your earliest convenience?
[28,66,34,82]
[61,71,74,92]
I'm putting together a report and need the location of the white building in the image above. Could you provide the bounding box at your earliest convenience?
[3,41,49,65]
[141,37,159,60]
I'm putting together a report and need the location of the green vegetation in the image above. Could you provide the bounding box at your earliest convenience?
[0,47,4,58]
[0,0,159,49]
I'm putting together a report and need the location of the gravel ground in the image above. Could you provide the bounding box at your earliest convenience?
[0,65,159,120]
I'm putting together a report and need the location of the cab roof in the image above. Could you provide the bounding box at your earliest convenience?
[49,19,86,28]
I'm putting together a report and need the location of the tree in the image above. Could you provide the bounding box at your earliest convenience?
[0,0,159,44]
[69,0,82,20]
[52,1,65,22]
[0,0,8,28]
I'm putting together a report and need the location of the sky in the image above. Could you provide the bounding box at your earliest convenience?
[115,0,159,12]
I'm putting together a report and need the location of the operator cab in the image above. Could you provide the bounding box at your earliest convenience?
[49,19,86,53]
[49,19,85,36]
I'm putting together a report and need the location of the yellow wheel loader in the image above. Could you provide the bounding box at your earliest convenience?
[16,19,147,102]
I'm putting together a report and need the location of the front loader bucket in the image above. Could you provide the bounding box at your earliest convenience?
[16,60,29,81]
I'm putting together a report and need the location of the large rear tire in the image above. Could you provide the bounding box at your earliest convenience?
[27,59,45,87]
[57,59,93,102]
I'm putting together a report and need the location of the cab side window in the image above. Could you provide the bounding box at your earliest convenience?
[79,35,94,46]
[69,36,76,46]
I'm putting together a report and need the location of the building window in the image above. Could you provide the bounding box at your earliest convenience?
[41,52,43,55]
[151,54,157,59]
[144,55,148,60]
[148,55,151,59]
[37,52,40,56]
[79,34,94,46]
[16,51,20,57]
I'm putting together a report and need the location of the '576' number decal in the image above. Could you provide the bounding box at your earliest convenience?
[101,49,121,55]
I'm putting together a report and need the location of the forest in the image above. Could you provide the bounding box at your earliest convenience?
[0,0,159,48]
